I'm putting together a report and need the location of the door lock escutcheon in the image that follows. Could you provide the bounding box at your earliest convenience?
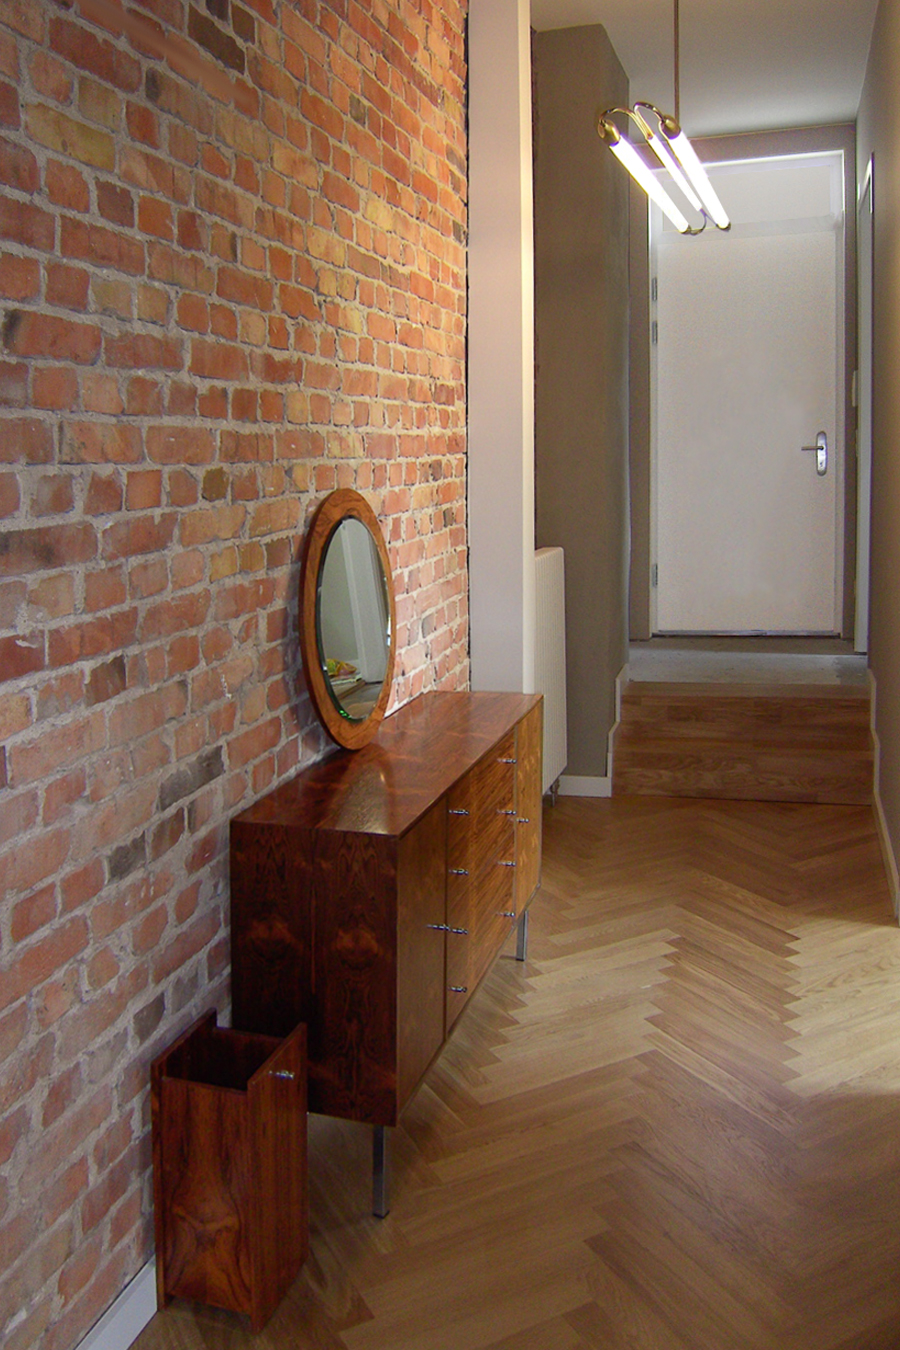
[801,430,828,476]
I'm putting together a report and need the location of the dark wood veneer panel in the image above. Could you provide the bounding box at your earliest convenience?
[310,831,398,1124]
[230,691,540,838]
[230,821,313,1038]
[516,701,543,911]
[152,1013,307,1331]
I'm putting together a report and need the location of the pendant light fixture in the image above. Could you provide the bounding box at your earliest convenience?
[597,0,730,235]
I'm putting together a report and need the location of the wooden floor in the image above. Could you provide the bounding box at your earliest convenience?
[135,795,900,1350]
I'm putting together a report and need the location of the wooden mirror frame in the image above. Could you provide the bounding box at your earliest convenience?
[299,489,396,750]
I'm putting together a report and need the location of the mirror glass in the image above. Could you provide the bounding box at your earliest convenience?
[317,517,391,723]
[299,489,396,750]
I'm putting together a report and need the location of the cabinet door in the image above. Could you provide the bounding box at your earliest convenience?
[515,700,543,912]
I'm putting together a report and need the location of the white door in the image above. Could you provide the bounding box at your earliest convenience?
[652,152,845,635]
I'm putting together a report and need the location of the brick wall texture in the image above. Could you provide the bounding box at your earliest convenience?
[0,0,468,1345]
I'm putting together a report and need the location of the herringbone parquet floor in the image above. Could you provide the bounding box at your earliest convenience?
[136,795,900,1350]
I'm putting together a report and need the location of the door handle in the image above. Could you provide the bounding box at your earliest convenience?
[801,431,828,476]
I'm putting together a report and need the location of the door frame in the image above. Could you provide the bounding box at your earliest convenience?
[855,153,874,652]
[628,123,859,641]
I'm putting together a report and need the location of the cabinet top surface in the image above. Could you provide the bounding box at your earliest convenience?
[232,690,541,839]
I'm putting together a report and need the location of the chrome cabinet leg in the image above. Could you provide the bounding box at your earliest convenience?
[516,908,529,962]
[373,1124,391,1218]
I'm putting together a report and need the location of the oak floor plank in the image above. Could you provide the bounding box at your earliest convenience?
[134,796,900,1350]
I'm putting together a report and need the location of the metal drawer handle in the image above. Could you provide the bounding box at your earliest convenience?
[427,924,469,935]
[500,910,516,918]
[518,817,530,825]
[449,867,469,876]
[498,808,516,816]
[497,860,516,868]
[498,757,516,765]
[448,808,469,816]
[273,1070,296,1081]
[449,985,468,994]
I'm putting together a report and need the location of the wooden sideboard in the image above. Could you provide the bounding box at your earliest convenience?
[230,690,542,1209]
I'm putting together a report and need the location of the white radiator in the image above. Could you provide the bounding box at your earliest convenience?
[534,547,567,794]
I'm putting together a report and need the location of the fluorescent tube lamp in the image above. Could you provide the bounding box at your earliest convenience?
[602,117,691,234]
[659,118,731,230]
[633,105,704,216]
[596,0,730,237]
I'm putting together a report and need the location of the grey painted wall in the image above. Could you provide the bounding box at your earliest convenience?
[533,25,631,780]
[858,0,900,904]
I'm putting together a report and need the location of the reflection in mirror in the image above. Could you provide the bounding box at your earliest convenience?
[318,517,391,723]
[299,489,396,751]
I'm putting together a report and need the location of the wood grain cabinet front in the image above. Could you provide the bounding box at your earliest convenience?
[230,691,543,1139]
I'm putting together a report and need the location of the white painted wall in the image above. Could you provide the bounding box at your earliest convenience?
[468,0,536,694]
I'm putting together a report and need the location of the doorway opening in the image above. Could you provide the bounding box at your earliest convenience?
[649,149,848,637]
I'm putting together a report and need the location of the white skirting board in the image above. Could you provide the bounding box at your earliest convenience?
[554,663,626,800]
[74,1260,156,1350]
[870,671,900,920]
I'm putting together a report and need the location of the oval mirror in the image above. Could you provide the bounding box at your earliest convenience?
[299,489,396,750]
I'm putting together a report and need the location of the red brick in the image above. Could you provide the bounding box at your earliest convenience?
[45,263,90,311]
[43,767,88,824]
[0,632,45,679]
[189,337,248,380]
[49,17,142,93]
[60,217,144,275]
[20,1086,111,1195]
[125,100,159,147]
[30,49,72,102]
[4,312,100,364]
[46,609,138,668]
[96,180,135,228]
[0,136,37,195]
[45,160,90,212]
[0,1104,28,1167]
[137,193,173,239]
[11,884,57,943]
[41,1061,83,1129]
[0,916,88,1013]
[102,514,176,560]
[57,1231,101,1304]
[60,422,142,465]
[125,375,163,417]
[105,332,182,370]
[0,254,38,304]
[0,77,17,128]
[32,473,75,516]
[0,465,18,511]
[0,1001,27,1065]
[84,470,123,514]
[60,858,104,914]
[146,424,215,464]
[0,522,96,576]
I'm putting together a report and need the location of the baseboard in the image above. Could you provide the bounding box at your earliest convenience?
[559,775,611,798]
[557,663,626,802]
[75,1259,156,1350]
[869,671,900,920]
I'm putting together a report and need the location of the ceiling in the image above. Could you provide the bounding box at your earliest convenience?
[530,0,880,137]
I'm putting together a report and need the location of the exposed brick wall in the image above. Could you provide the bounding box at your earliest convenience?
[0,0,468,1345]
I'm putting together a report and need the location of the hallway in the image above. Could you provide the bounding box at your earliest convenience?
[135,793,900,1350]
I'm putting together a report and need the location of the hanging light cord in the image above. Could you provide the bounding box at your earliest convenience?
[673,0,680,125]
[595,0,730,234]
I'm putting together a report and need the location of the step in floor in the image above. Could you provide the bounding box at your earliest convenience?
[612,659,873,805]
